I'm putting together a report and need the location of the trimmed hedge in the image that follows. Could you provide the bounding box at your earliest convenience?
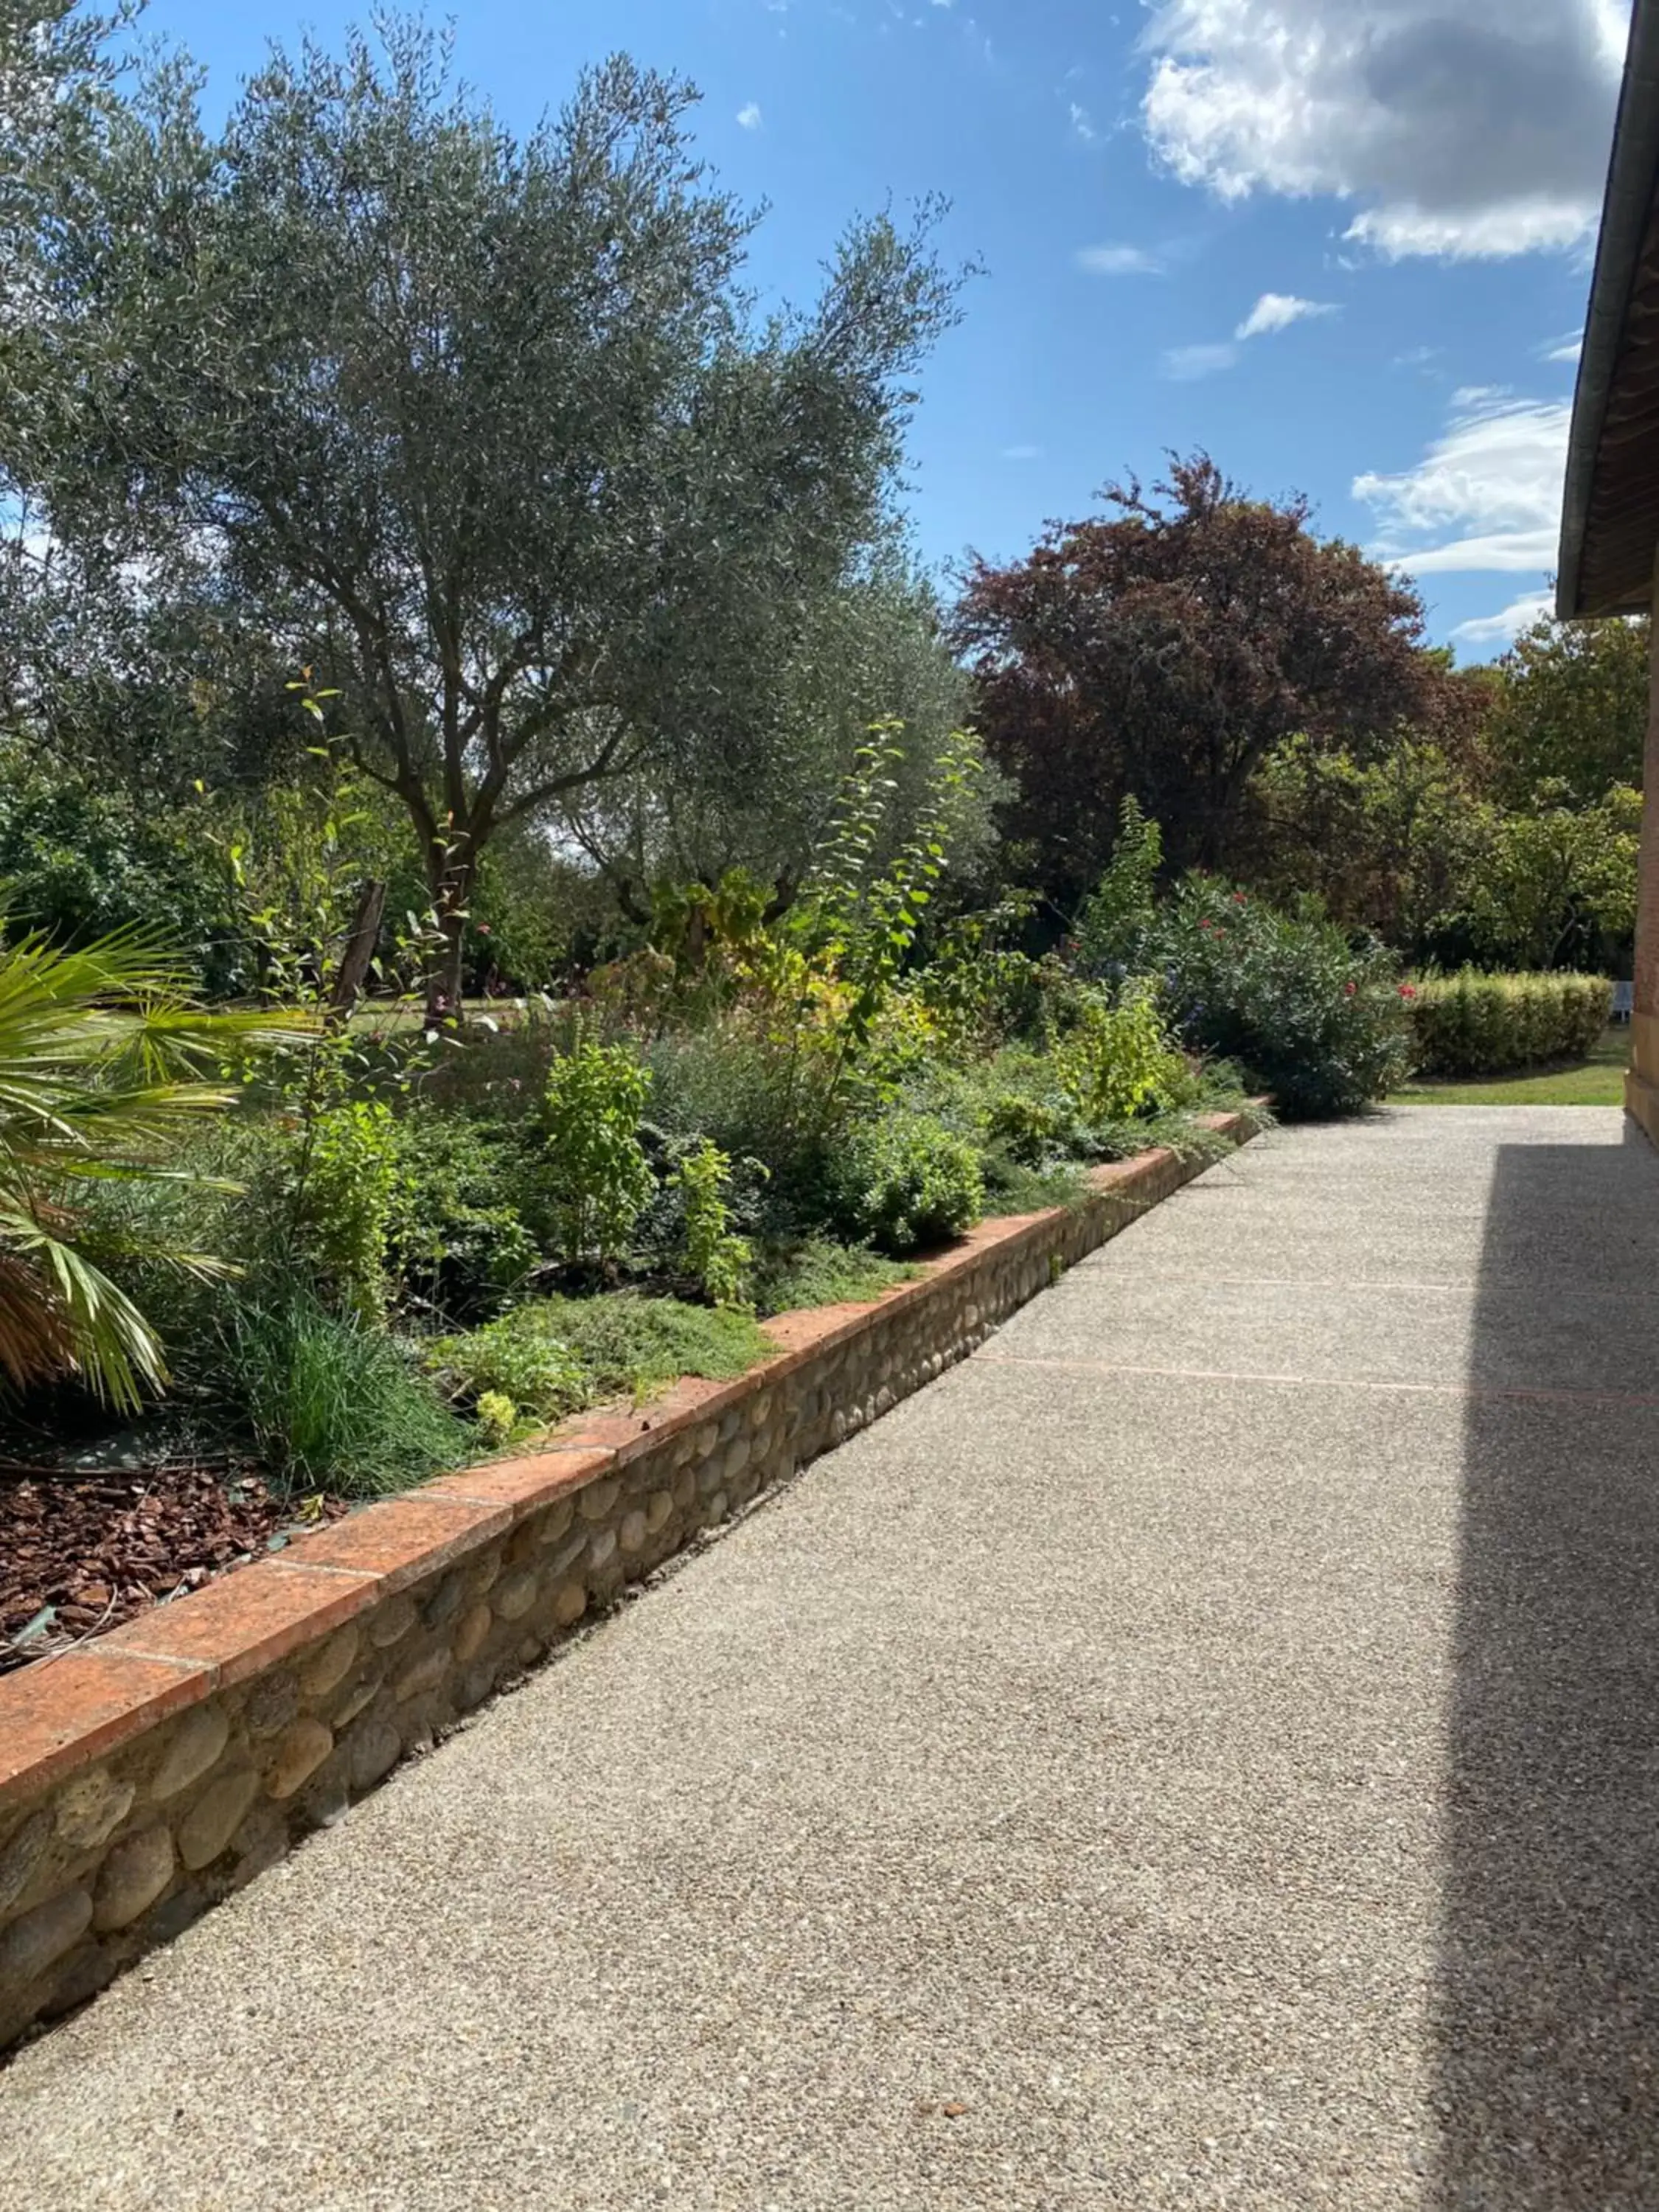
[1406,971,1613,1077]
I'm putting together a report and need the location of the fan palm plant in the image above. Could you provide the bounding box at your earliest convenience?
[0,921,310,1410]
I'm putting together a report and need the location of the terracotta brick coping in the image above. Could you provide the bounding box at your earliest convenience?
[0,1111,1258,1815]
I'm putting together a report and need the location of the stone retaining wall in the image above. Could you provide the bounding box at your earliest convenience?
[0,1114,1255,2049]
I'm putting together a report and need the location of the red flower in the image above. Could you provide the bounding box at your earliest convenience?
[1398,983,1417,998]
[1343,981,1357,997]
[1232,891,1247,904]
[1199,917,1213,931]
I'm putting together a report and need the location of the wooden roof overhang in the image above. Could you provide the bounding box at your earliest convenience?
[1559,0,1659,619]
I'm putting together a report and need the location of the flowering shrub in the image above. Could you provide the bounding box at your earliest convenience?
[1140,878,1411,1116]
[1405,970,1613,1076]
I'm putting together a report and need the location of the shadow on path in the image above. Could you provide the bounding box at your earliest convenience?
[1438,1127,1659,2209]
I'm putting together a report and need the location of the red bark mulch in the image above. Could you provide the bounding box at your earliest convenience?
[0,1460,348,1676]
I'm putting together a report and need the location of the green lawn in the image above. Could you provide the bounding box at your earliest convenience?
[1388,1025,1630,1106]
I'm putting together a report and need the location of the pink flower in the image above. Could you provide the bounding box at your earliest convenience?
[1343,981,1357,997]
[1398,983,1417,999]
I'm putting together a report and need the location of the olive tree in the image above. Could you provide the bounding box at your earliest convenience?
[557,554,990,910]
[13,15,963,1008]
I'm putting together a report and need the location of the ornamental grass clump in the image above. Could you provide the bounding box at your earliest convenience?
[218,1290,466,1495]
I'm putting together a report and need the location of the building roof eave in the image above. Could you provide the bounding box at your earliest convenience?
[1558,0,1659,620]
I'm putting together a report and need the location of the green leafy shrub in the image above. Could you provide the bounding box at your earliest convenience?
[1074,796,1163,975]
[751,1237,916,1316]
[827,1113,985,1253]
[669,1138,755,1307]
[984,1091,1067,1165]
[1405,970,1613,1076]
[642,1020,838,1222]
[299,1099,400,1321]
[426,1305,591,1425]
[386,1112,537,1315]
[473,1390,518,1447]
[218,1291,465,1496]
[540,1039,655,1264]
[912,891,1043,1054]
[1054,982,1186,1122]
[1140,878,1411,1117]
[431,1293,771,1423]
[789,726,984,1060]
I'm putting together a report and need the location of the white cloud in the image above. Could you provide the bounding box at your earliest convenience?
[1164,341,1239,379]
[1452,589,1555,646]
[1357,389,1575,649]
[1076,243,1163,275]
[1234,291,1336,340]
[1353,391,1569,578]
[1141,0,1625,260]
[1405,529,1561,574]
[1070,101,1100,143]
[737,102,763,130]
[1543,328,1585,362]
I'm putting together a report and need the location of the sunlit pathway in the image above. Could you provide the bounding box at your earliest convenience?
[4,1108,1658,2211]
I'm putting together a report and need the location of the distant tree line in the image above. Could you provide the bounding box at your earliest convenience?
[958,458,1644,974]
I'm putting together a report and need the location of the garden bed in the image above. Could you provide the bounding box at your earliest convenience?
[0,1461,347,1679]
[0,1114,1256,2052]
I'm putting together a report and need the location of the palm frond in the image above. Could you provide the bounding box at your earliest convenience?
[0,913,308,1408]
[0,1200,165,1410]
[0,1249,74,1394]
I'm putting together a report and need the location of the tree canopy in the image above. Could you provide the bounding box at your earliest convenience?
[1485,613,1649,807]
[9,16,965,1003]
[954,454,1467,904]
[560,556,985,911]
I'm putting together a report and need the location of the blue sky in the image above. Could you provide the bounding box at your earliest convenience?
[135,0,1628,658]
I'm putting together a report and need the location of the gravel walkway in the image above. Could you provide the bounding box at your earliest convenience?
[3,1107,1657,2211]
